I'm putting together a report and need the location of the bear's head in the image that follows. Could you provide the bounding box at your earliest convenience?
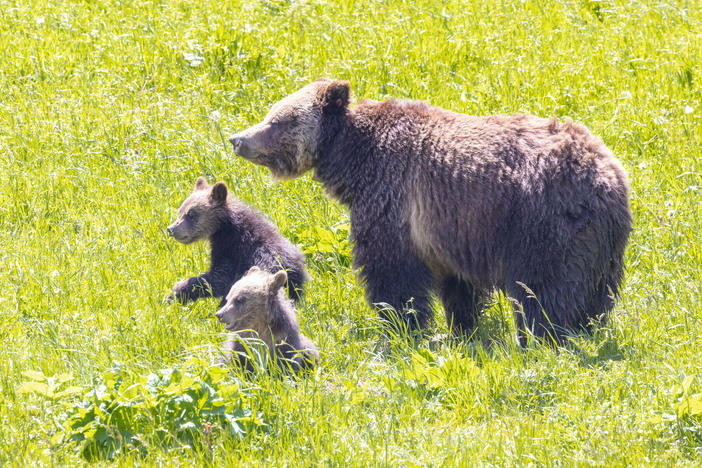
[167,176,230,244]
[228,78,350,180]
[215,266,288,335]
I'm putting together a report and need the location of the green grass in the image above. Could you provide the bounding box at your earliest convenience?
[1,0,701,465]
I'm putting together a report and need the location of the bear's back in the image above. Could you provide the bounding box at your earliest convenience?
[353,102,630,287]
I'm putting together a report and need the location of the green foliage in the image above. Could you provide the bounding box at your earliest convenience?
[674,376,702,419]
[19,361,264,461]
[0,0,700,465]
[297,222,352,270]
[648,375,702,457]
[382,348,480,401]
[17,371,82,400]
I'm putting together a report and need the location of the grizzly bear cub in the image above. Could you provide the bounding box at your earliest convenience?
[215,266,318,372]
[228,78,632,345]
[167,177,308,306]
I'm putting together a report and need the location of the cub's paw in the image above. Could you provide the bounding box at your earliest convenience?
[166,279,192,304]
[163,291,176,304]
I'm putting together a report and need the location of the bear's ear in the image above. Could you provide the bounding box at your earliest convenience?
[246,265,262,275]
[269,270,287,293]
[322,80,350,114]
[210,182,228,204]
[195,176,209,191]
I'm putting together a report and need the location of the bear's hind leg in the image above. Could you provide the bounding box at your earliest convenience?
[508,282,579,346]
[582,259,625,329]
[438,276,487,338]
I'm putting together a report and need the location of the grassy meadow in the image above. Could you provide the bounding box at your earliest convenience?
[1,0,700,465]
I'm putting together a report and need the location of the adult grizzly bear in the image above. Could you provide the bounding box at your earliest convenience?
[167,177,308,306]
[228,79,631,344]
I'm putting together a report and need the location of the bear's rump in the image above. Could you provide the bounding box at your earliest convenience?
[404,164,619,290]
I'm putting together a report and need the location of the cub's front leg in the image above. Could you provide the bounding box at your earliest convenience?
[167,274,214,304]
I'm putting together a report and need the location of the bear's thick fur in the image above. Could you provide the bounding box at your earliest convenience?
[215,266,318,372]
[167,177,308,306]
[229,79,631,344]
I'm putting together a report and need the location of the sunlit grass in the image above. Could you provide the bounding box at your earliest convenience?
[0,0,700,465]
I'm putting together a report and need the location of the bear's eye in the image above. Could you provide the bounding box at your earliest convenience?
[235,296,247,304]
[269,116,295,126]
[185,211,199,222]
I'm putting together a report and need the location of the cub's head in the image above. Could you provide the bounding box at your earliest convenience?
[228,78,351,180]
[215,266,288,334]
[167,176,231,244]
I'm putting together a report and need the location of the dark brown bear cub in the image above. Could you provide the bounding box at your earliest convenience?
[215,266,318,372]
[228,79,632,345]
[167,177,308,306]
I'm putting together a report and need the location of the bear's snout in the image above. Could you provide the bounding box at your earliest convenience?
[216,307,239,331]
[215,308,226,323]
[166,222,195,244]
[228,134,244,154]
[228,127,267,161]
[229,132,255,159]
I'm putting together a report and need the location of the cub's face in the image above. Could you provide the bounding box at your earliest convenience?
[167,177,228,244]
[215,267,288,334]
[229,79,350,180]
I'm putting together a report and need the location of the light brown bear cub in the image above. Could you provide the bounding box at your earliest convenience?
[215,266,318,372]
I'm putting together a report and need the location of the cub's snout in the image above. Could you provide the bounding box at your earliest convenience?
[228,134,242,153]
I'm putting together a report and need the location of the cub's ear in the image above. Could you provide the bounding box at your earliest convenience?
[269,270,288,293]
[246,265,262,275]
[322,80,350,114]
[210,181,228,204]
[195,176,209,191]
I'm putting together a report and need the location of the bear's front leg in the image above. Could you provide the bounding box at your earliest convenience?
[354,242,434,332]
[438,276,488,338]
[167,275,215,304]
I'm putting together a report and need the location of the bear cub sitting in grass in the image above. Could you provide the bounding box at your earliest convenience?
[215,266,318,372]
[167,176,308,307]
